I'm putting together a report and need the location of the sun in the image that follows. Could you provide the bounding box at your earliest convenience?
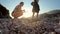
[22,7,33,18]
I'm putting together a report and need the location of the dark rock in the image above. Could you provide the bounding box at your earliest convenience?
[0,4,11,18]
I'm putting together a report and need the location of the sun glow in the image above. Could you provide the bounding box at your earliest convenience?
[22,7,33,18]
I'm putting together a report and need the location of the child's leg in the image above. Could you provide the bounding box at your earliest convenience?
[32,12,35,18]
[37,12,39,18]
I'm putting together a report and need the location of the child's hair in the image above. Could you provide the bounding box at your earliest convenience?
[34,0,39,3]
[31,2,34,6]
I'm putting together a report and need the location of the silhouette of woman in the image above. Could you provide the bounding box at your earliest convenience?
[31,0,40,18]
[12,2,24,19]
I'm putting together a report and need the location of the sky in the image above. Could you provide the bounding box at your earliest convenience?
[0,0,60,18]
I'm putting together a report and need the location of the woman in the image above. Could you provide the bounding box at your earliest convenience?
[12,2,24,19]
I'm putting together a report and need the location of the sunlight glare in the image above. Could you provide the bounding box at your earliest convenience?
[22,7,33,18]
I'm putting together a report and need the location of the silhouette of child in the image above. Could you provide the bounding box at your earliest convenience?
[31,0,40,18]
[12,2,24,19]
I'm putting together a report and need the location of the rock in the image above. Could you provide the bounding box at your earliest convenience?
[0,4,11,18]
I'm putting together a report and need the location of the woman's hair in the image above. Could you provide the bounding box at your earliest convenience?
[20,2,24,5]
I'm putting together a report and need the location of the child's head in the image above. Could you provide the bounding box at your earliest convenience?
[19,2,24,7]
[34,0,39,3]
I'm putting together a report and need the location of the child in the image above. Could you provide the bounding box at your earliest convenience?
[12,2,24,19]
[31,0,40,18]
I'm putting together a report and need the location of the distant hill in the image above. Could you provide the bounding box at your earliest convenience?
[46,10,60,14]
[39,10,60,18]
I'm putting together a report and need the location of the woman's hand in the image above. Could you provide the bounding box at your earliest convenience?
[22,10,25,12]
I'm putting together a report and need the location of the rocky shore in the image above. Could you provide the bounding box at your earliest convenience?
[0,16,60,34]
